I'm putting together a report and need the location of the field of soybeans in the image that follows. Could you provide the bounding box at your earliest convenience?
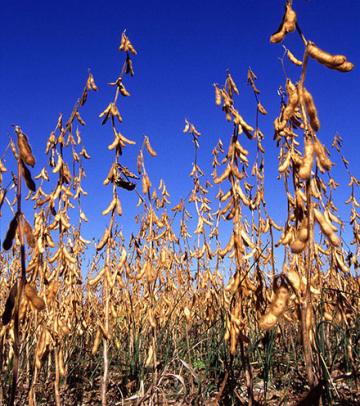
[0,1,359,405]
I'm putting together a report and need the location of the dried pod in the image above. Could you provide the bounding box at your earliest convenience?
[298,138,314,180]
[214,85,222,105]
[58,348,66,377]
[328,232,341,247]
[257,102,268,115]
[86,72,98,91]
[231,164,245,181]
[286,49,302,66]
[75,111,86,126]
[46,281,60,303]
[218,234,234,258]
[142,174,151,195]
[20,160,36,192]
[303,87,320,132]
[24,284,45,311]
[17,129,36,167]
[290,239,307,254]
[144,136,157,157]
[61,163,72,184]
[88,268,106,287]
[92,328,101,355]
[23,218,36,248]
[145,344,154,367]
[3,213,19,250]
[115,177,136,191]
[108,134,119,151]
[335,251,350,273]
[259,312,278,330]
[229,325,238,356]
[137,150,144,174]
[278,80,299,130]
[313,137,333,171]
[226,73,239,96]
[116,196,122,215]
[286,269,301,292]
[307,43,347,67]
[125,54,135,76]
[297,226,309,243]
[314,208,340,247]
[96,227,111,251]
[214,164,231,184]
[327,210,342,227]
[52,154,63,173]
[278,151,291,173]
[183,306,191,322]
[117,80,130,97]
[270,218,284,232]
[35,329,48,369]
[102,197,117,216]
[325,60,354,72]
[63,246,76,264]
[119,32,137,55]
[270,28,286,44]
[271,285,290,317]
[259,280,289,330]
[314,208,334,236]
[0,159,7,173]
[270,3,297,43]
[2,283,18,325]
[48,247,61,263]
[104,163,116,185]
[283,3,297,32]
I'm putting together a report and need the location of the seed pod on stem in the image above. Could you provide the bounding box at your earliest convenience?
[144,136,157,157]
[270,2,297,43]
[23,218,36,248]
[259,278,290,330]
[286,49,302,66]
[3,213,19,250]
[2,283,18,325]
[16,127,36,167]
[290,238,307,254]
[24,284,45,311]
[303,87,320,132]
[307,43,347,68]
[313,137,333,172]
[298,138,314,180]
[314,208,340,247]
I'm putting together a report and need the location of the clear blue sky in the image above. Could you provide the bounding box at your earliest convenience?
[1,0,359,250]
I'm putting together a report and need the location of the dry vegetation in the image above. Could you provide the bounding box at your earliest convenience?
[0,1,359,405]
